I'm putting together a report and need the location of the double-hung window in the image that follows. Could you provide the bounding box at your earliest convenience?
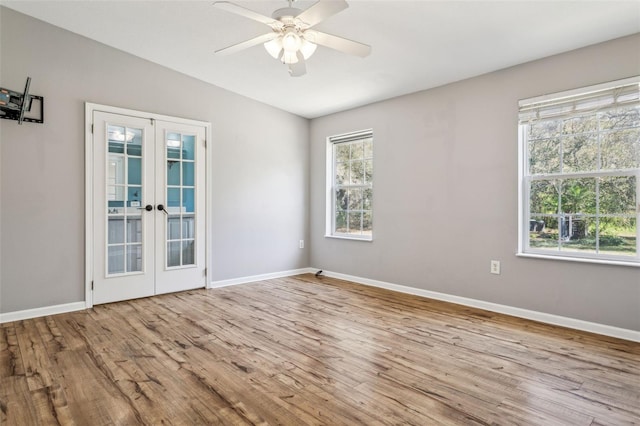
[518,76,639,265]
[326,130,373,240]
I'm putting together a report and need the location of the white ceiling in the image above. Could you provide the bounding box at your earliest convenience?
[2,0,639,118]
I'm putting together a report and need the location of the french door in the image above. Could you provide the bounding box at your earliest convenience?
[90,109,207,305]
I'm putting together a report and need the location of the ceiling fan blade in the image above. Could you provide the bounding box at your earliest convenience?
[289,52,307,77]
[213,1,280,27]
[215,32,279,55]
[305,30,371,57]
[295,0,348,28]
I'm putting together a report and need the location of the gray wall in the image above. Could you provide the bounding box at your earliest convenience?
[310,34,640,331]
[0,8,309,313]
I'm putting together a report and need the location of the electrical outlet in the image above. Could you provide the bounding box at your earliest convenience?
[490,260,501,275]
[299,240,304,249]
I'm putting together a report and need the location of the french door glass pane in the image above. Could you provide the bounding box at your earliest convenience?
[168,217,181,240]
[182,241,195,265]
[167,241,181,267]
[167,161,180,185]
[108,246,125,274]
[127,218,142,243]
[165,131,197,268]
[182,162,194,186]
[108,218,124,244]
[107,125,144,275]
[127,244,142,272]
[183,135,195,160]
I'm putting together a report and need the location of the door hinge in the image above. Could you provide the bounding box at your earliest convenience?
[150,118,155,125]
[203,268,207,276]
[91,124,94,134]
[204,138,207,148]
[91,281,94,291]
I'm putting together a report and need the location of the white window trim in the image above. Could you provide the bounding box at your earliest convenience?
[325,129,374,241]
[517,76,640,266]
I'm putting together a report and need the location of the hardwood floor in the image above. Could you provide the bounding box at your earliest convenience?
[1,274,638,425]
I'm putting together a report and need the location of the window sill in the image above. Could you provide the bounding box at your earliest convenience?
[325,234,373,242]
[516,252,639,268]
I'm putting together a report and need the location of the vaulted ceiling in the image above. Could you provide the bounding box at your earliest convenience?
[2,1,639,118]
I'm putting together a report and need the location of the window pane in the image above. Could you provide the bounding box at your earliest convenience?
[335,211,347,233]
[126,218,142,243]
[601,129,640,170]
[364,160,373,184]
[108,125,125,153]
[128,157,141,185]
[167,241,181,267]
[600,106,640,130]
[108,245,125,274]
[364,139,373,158]
[183,162,195,187]
[363,188,372,210]
[350,161,364,185]
[183,188,195,213]
[562,135,597,173]
[529,215,558,250]
[350,142,364,160]
[529,138,560,174]
[182,240,195,265]
[530,180,559,214]
[167,161,180,186]
[348,188,363,210]
[107,186,125,214]
[183,135,195,160]
[182,216,195,239]
[599,217,636,257]
[335,144,350,163]
[108,218,124,244]
[348,212,362,234]
[561,114,598,134]
[168,216,181,240]
[336,189,347,211]
[126,244,142,272]
[167,133,181,159]
[127,186,142,207]
[600,176,636,215]
[167,188,180,208]
[529,120,560,140]
[560,217,596,253]
[126,128,142,156]
[108,155,125,185]
[335,161,349,185]
[560,178,596,214]
[363,212,372,235]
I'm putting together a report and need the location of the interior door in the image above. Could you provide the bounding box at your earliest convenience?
[154,121,206,294]
[92,111,206,305]
[93,112,155,304]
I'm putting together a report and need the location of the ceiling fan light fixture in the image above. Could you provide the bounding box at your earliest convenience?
[282,50,299,64]
[264,38,283,59]
[300,39,317,60]
[281,31,301,52]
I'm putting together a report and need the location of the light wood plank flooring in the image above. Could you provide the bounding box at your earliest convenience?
[1,274,638,425]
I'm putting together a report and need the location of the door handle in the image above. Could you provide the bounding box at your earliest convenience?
[137,204,153,212]
[157,204,169,215]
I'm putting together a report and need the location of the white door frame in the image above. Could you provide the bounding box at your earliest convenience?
[85,102,213,308]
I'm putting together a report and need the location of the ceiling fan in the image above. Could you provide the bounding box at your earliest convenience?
[213,0,371,77]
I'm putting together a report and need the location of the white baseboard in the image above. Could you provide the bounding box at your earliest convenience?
[0,301,87,324]
[316,269,640,343]
[209,268,315,288]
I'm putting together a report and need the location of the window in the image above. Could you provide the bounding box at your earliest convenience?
[326,130,373,240]
[518,77,639,265]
